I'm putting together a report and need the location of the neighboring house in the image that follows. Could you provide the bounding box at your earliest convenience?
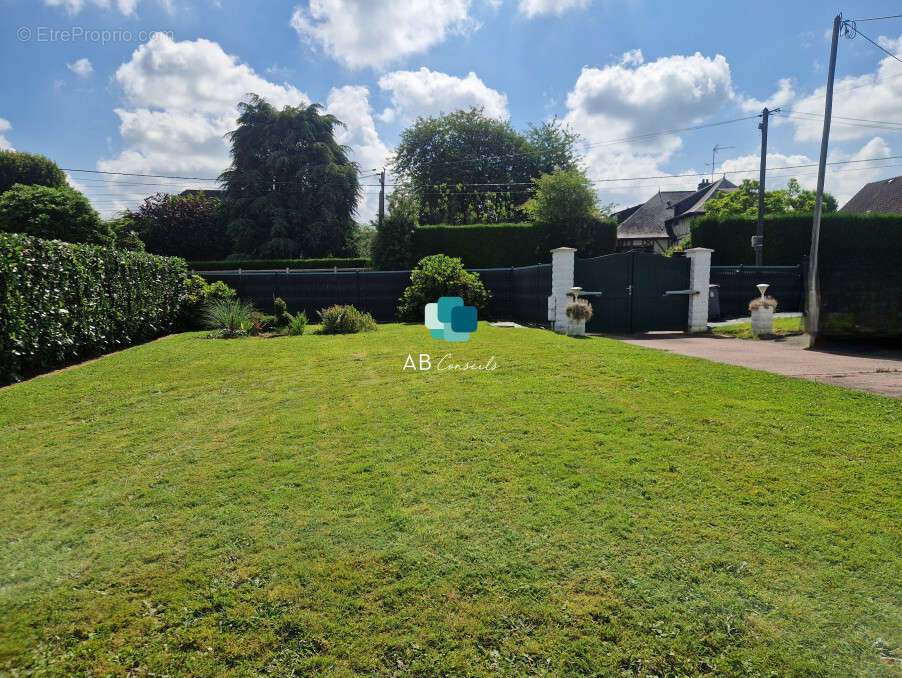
[840,175,902,214]
[615,177,736,253]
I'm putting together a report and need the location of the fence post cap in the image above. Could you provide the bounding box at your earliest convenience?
[550,246,577,253]
[684,247,714,254]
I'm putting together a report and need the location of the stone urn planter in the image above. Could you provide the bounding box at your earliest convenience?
[565,295,593,337]
[749,284,777,337]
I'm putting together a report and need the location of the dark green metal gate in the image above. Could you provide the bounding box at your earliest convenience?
[574,251,690,333]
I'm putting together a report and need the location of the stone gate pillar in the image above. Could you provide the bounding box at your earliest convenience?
[685,247,713,333]
[548,247,576,333]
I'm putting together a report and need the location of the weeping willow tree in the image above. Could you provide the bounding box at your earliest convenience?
[220,95,360,258]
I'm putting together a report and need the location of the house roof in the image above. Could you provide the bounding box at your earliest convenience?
[617,177,737,240]
[616,190,695,239]
[839,176,902,214]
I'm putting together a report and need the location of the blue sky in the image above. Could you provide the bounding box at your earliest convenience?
[3,0,902,219]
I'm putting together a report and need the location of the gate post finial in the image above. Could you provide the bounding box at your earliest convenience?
[549,247,577,333]
[684,248,713,333]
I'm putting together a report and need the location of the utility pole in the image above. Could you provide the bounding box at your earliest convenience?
[807,14,842,345]
[376,167,386,227]
[754,106,779,266]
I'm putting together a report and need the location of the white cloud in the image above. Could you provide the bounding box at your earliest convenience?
[67,58,94,78]
[291,0,475,69]
[378,67,508,121]
[0,118,14,151]
[740,77,795,113]
[43,0,161,15]
[96,34,309,214]
[789,33,902,143]
[563,51,733,206]
[326,85,392,220]
[519,0,590,18]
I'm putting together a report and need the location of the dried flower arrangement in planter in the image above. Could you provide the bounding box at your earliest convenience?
[748,296,778,312]
[565,299,593,336]
[749,296,778,336]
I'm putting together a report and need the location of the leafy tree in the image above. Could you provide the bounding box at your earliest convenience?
[0,150,67,195]
[107,217,146,252]
[704,178,837,218]
[392,108,580,225]
[220,95,360,258]
[0,183,112,245]
[123,192,229,260]
[397,254,490,321]
[371,188,417,270]
[522,169,599,224]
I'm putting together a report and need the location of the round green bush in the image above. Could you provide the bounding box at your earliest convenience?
[397,254,490,322]
[0,183,112,245]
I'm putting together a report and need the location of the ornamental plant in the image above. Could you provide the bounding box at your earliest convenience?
[565,299,593,322]
[318,305,376,334]
[397,254,489,322]
[749,296,778,311]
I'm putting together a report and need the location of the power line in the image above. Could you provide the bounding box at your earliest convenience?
[849,13,902,22]
[847,25,902,67]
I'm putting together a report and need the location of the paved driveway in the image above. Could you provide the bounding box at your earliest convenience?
[608,333,902,398]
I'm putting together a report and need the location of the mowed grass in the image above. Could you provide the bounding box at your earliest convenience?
[1,324,901,677]
[712,316,805,340]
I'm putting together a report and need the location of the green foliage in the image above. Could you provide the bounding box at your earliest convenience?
[124,192,229,260]
[0,150,67,195]
[273,297,289,327]
[220,95,360,258]
[411,218,617,268]
[317,304,376,334]
[106,217,145,252]
[203,298,253,339]
[180,275,237,330]
[371,188,417,270]
[522,169,599,224]
[0,232,187,383]
[0,183,112,245]
[397,254,490,322]
[287,311,308,336]
[187,257,370,270]
[704,178,837,218]
[689,212,902,266]
[393,108,581,225]
[351,225,377,258]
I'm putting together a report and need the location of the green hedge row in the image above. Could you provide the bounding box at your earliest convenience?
[411,218,617,268]
[1,233,188,384]
[188,257,370,270]
[690,213,902,266]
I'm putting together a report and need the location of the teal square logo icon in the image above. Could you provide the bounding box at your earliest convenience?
[425,296,478,342]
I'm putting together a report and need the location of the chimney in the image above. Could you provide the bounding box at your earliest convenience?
[697,178,711,191]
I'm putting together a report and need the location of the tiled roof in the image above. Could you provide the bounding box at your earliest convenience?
[616,191,694,238]
[839,176,902,214]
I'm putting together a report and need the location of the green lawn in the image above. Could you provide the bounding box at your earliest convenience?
[711,316,805,340]
[1,324,900,676]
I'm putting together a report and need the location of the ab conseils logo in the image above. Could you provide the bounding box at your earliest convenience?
[425,296,478,342]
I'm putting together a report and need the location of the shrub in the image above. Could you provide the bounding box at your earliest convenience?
[0,150,67,195]
[287,311,308,336]
[397,254,490,322]
[0,183,112,245]
[273,297,290,327]
[371,189,417,270]
[0,232,187,384]
[522,169,599,224]
[203,298,253,339]
[565,299,593,321]
[180,275,237,330]
[318,305,376,334]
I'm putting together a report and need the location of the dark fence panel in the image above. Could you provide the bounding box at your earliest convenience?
[200,264,552,324]
[710,265,803,319]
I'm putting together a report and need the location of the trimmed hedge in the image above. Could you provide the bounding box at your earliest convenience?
[188,257,370,270]
[1,233,188,384]
[411,218,617,268]
[690,213,902,266]
[691,213,902,337]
